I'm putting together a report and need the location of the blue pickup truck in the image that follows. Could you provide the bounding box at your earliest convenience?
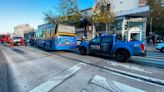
[79,34,147,62]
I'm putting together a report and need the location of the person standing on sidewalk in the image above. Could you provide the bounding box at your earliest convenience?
[150,39,153,47]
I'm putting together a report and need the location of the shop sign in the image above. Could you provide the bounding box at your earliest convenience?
[128,18,144,21]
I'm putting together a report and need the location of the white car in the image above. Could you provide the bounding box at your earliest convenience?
[156,42,164,52]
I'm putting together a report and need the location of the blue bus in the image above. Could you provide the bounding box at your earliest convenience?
[24,32,35,45]
[34,23,77,50]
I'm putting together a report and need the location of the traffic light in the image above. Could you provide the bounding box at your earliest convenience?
[107,4,110,10]
[125,24,127,30]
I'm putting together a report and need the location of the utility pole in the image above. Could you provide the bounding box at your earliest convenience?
[150,17,153,33]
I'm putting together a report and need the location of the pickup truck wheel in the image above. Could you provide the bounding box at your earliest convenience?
[160,47,164,52]
[116,51,130,62]
[80,47,87,55]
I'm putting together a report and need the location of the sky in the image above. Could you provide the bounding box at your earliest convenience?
[0,0,94,34]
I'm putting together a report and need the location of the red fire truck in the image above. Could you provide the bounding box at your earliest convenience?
[0,34,10,43]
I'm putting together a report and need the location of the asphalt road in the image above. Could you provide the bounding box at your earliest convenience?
[0,45,8,92]
[0,43,164,92]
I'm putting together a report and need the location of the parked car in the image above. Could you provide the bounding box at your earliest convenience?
[156,43,164,52]
[79,34,147,62]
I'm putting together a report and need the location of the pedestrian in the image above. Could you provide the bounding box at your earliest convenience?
[150,39,153,47]
[144,39,147,46]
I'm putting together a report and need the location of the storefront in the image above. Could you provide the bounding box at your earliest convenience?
[124,17,147,41]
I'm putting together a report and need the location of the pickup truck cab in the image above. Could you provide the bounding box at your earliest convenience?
[79,34,146,62]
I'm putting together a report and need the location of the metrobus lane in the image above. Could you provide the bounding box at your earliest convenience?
[48,50,164,85]
[49,61,164,92]
[0,44,83,92]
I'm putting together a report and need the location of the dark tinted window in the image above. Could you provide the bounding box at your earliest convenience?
[92,37,101,43]
[102,36,113,43]
[13,37,22,39]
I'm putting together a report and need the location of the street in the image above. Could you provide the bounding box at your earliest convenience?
[0,43,164,92]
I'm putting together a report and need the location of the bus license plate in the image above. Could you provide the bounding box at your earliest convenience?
[66,42,69,44]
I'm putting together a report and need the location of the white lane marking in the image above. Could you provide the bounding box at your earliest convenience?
[105,70,164,88]
[113,81,146,92]
[108,62,152,74]
[103,66,164,86]
[146,56,164,60]
[91,75,121,92]
[91,75,146,92]
[28,63,86,92]
[133,56,164,62]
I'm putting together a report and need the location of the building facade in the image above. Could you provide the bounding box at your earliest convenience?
[109,0,149,41]
[14,24,34,37]
[77,0,163,41]
[77,0,150,41]
[100,0,149,41]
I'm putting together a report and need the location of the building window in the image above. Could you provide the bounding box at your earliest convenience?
[96,23,106,32]
[114,20,122,30]
[127,22,144,29]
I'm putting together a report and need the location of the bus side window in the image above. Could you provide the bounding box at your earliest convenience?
[51,27,55,38]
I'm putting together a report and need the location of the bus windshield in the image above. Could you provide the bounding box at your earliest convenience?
[57,24,75,34]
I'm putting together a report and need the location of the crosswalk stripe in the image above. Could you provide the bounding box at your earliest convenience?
[91,75,146,92]
[109,62,152,74]
[28,63,85,92]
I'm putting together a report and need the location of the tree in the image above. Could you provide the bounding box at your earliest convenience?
[43,10,60,24]
[147,0,164,34]
[44,0,81,25]
[92,0,115,34]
